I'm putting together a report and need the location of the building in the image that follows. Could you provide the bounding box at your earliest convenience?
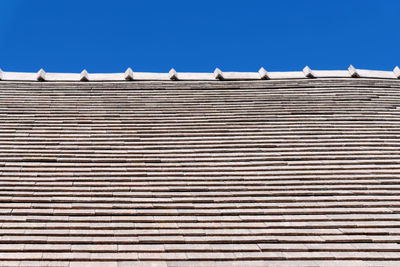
[0,66,400,266]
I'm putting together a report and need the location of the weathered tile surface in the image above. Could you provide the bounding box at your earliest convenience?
[0,79,400,266]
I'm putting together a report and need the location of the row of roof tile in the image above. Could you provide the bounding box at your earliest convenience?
[0,65,400,82]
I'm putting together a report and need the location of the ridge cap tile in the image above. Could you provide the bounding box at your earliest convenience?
[0,67,399,81]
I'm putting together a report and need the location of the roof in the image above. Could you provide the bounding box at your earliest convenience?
[0,76,400,266]
[0,65,400,81]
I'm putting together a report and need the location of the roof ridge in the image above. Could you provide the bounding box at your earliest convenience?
[0,65,399,82]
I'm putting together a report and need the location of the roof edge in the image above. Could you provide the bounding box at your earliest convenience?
[0,66,399,82]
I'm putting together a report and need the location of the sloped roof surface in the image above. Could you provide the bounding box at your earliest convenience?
[1,77,400,266]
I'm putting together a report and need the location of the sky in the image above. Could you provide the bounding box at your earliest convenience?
[0,0,399,73]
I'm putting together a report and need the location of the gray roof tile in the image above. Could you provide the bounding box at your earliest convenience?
[0,78,399,265]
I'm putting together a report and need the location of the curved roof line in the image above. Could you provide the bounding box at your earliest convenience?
[0,65,399,82]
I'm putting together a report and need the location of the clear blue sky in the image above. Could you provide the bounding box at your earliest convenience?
[1,0,399,73]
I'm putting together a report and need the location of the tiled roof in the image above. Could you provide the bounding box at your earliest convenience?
[0,77,400,266]
[0,66,400,81]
